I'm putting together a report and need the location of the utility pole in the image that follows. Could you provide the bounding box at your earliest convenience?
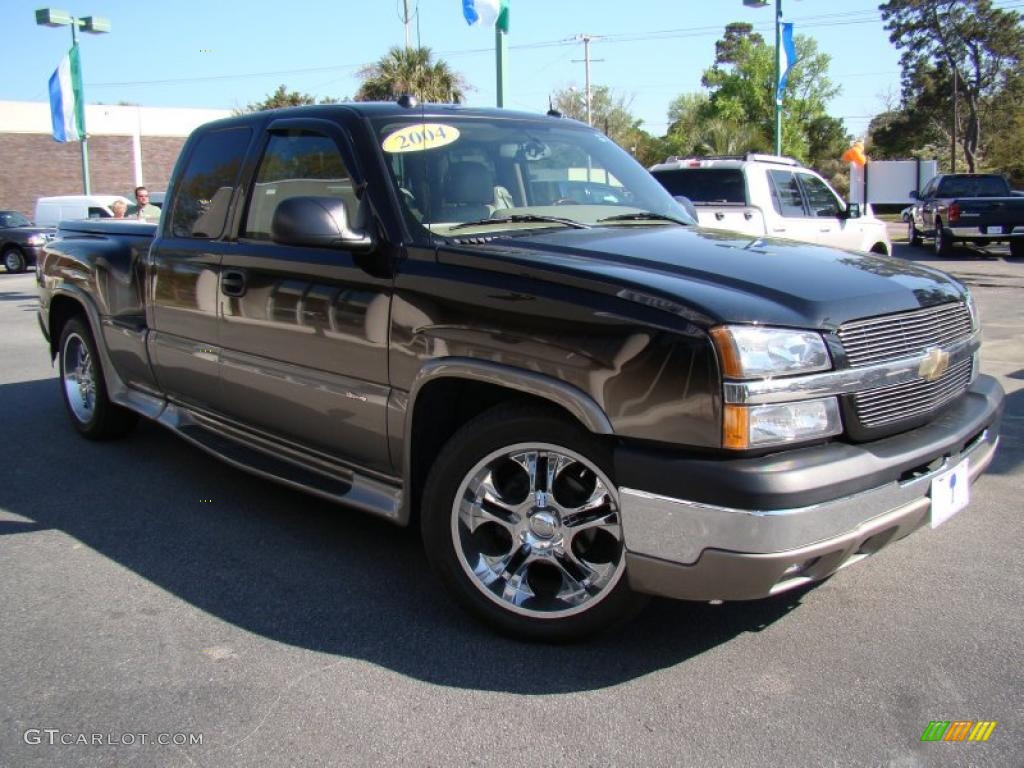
[951,68,958,173]
[402,0,412,49]
[572,35,603,126]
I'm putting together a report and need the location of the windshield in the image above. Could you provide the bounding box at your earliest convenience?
[0,211,31,228]
[936,175,1010,198]
[371,115,693,238]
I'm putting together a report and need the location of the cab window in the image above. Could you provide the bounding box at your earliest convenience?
[242,130,356,242]
[170,125,252,239]
[797,174,842,218]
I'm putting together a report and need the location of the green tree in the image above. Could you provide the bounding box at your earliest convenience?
[355,47,467,103]
[698,23,842,161]
[238,84,339,114]
[879,0,1024,171]
[552,85,642,147]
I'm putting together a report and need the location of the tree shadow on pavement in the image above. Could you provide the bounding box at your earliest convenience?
[0,378,809,695]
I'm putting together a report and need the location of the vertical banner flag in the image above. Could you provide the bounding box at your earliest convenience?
[776,22,796,104]
[48,44,85,142]
[462,0,509,32]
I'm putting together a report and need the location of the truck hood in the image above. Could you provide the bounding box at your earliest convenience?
[439,225,965,329]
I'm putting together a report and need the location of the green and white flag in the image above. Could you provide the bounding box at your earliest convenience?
[48,44,85,142]
[462,0,509,33]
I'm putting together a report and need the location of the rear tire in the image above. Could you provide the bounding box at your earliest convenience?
[934,221,953,257]
[58,316,138,439]
[3,246,26,273]
[420,403,645,641]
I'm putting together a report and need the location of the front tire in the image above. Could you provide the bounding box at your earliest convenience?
[420,404,643,641]
[59,316,138,439]
[908,220,922,247]
[3,246,26,273]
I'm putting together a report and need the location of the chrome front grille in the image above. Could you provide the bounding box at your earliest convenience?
[838,302,973,367]
[852,357,973,428]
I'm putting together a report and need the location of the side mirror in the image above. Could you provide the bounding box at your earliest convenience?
[845,202,862,220]
[908,190,919,200]
[271,196,374,252]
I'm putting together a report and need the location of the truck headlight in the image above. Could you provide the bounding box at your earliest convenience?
[710,325,831,378]
[27,234,46,246]
[724,397,842,449]
[965,291,979,331]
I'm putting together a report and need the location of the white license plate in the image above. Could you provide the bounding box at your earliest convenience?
[930,459,970,529]
[990,225,1005,234]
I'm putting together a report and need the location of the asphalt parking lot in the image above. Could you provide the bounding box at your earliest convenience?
[1,240,1021,767]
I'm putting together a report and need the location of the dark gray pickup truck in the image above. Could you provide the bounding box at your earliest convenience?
[2,210,55,273]
[37,102,1003,640]
[909,173,1024,256]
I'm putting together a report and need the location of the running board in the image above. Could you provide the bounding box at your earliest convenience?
[155,405,403,523]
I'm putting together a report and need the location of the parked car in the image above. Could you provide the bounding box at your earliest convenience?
[649,154,892,255]
[38,103,1002,640]
[0,210,55,273]
[34,195,132,229]
[908,173,1024,256]
[901,205,913,222]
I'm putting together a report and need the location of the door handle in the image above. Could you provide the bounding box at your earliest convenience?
[772,228,786,233]
[221,269,247,297]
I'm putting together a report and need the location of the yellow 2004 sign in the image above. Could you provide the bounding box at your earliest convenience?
[382,123,460,153]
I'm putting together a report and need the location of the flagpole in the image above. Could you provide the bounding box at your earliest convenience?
[495,26,507,108]
[70,18,91,194]
[774,0,782,156]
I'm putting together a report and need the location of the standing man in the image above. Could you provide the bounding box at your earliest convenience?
[128,186,160,222]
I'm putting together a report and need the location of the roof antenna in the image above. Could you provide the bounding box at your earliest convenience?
[397,93,418,109]
[546,94,562,118]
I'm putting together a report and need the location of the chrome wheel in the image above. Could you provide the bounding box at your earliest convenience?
[451,442,626,619]
[62,332,97,424]
[3,248,26,273]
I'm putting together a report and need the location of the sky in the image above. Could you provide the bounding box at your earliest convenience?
[1,0,1021,142]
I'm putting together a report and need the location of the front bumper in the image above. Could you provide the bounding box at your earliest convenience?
[617,375,1004,601]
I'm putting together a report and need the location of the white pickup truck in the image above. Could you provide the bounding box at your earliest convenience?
[650,154,892,256]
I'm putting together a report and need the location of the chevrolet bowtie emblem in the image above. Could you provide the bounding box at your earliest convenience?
[918,348,950,382]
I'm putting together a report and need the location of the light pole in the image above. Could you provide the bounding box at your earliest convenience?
[744,0,782,156]
[35,8,111,195]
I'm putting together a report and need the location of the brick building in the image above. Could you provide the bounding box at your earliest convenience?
[0,101,230,218]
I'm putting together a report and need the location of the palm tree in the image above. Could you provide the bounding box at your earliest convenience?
[356,47,467,104]
[693,118,768,156]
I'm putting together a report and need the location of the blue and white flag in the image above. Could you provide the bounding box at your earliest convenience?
[776,22,796,104]
[48,44,85,142]
[462,0,509,32]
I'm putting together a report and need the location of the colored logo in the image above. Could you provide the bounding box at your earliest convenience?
[920,720,996,742]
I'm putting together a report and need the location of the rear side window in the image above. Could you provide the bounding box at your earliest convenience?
[652,169,747,204]
[767,170,807,217]
[242,130,355,241]
[171,126,252,239]
[88,207,110,219]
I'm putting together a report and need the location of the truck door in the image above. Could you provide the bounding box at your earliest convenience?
[147,125,252,410]
[216,120,393,474]
[796,172,864,250]
[765,169,819,242]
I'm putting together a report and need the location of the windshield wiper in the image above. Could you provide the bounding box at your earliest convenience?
[597,211,690,225]
[448,214,591,231]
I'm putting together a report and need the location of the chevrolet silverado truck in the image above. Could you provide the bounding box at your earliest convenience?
[649,154,892,256]
[37,103,1003,640]
[908,173,1024,256]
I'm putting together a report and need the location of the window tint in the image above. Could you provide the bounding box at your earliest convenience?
[88,207,110,219]
[767,170,806,217]
[936,175,1010,198]
[243,131,354,241]
[171,126,251,239]
[798,174,842,218]
[651,169,747,204]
